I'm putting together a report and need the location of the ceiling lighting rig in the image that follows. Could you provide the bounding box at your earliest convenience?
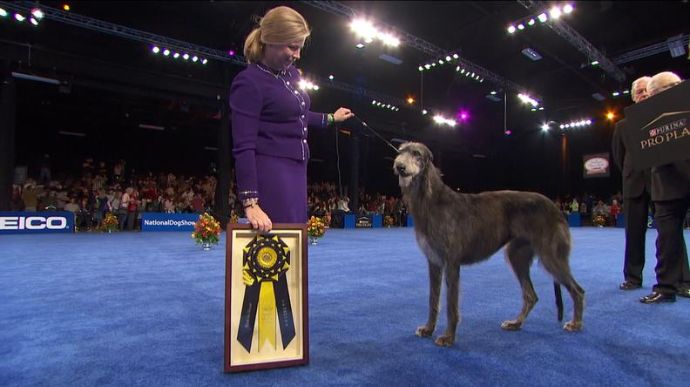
[151,45,208,65]
[0,6,44,26]
[507,3,574,34]
[349,18,400,48]
[418,52,460,72]
[610,89,630,98]
[371,100,400,112]
[559,119,593,130]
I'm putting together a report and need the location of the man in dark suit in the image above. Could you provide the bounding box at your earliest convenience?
[611,76,652,290]
[639,72,690,303]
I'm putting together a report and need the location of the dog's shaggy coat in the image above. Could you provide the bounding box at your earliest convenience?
[393,142,584,347]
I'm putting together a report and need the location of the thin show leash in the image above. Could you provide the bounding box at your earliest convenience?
[352,116,401,154]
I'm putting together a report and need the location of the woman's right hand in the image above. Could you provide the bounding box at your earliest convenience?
[245,205,273,232]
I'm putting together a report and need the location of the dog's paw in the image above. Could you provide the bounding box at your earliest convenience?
[563,320,583,332]
[415,325,434,337]
[500,320,523,331]
[434,335,455,347]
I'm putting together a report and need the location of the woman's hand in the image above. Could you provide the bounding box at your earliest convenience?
[333,107,355,123]
[245,205,273,232]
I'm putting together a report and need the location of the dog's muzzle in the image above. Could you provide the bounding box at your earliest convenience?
[394,163,410,177]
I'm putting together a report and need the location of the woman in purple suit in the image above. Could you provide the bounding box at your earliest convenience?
[230,6,354,232]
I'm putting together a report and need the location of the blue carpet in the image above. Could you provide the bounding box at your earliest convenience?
[1,227,689,386]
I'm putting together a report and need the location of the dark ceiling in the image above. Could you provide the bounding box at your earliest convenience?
[1,1,688,197]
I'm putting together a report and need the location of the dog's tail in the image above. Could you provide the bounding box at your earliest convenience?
[554,282,564,321]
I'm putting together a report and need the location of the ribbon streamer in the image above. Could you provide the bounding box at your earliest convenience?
[237,235,295,352]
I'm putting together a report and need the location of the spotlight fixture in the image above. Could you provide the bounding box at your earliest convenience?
[355,43,365,49]
[299,79,319,91]
[151,46,207,65]
[506,4,574,34]
[406,97,415,104]
[371,99,399,112]
[560,119,593,129]
[433,114,457,127]
[350,18,401,48]
[151,46,160,54]
[14,13,26,22]
[418,51,460,73]
[328,75,334,80]
[63,4,70,11]
[517,93,539,107]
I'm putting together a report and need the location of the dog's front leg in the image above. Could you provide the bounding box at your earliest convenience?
[416,260,442,338]
[435,263,460,347]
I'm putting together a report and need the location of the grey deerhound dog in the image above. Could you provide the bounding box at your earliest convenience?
[393,142,584,347]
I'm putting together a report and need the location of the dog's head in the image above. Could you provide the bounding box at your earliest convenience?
[393,142,434,188]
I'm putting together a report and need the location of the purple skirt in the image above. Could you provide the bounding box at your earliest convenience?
[256,154,308,224]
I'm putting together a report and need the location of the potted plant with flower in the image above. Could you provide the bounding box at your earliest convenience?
[192,212,222,250]
[103,212,119,233]
[307,216,326,245]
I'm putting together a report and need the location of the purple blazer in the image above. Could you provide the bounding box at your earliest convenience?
[230,63,328,220]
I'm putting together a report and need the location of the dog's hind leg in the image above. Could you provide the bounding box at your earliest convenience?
[539,244,585,332]
[501,239,538,331]
[416,260,442,339]
[546,266,585,332]
[435,262,461,347]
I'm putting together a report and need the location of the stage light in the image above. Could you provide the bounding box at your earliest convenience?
[192,56,198,62]
[459,111,468,120]
[372,100,377,105]
[173,52,180,59]
[182,53,189,60]
[31,8,44,20]
[438,59,444,65]
[453,54,459,59]
[518,93,539,107]
[14,13,26,22]
[538,13,548,23]
[591,60,599,66]
[30,17,38,26]
[364,37,374,44]
[418,66,423,71]
[541,123,550,131]
[356,43,365,49]
[517,24,525,30]
[445,56,451,61]
[63,4,70,11]
[407,97,415,104]
[507,25,516,34]
[550,6,562,20]
[563,4,574,14]
[528,18,535,26]
[201,59,208,64]
[163,49,170,56]
[152,46,160,54]
[460,68,465,74]
[504,130,512,136]
[422,109,428,115]
[227,50,235,56]
[0,8,7,18]
[622,90,629,94]
[612,91,620,97]
[328,75,334,80]
[424,64,431,70]
[586,120,592,125]
[606,112,616,121]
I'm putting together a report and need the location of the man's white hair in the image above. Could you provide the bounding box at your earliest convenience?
[631,76,651,102]
[647,71,682,96]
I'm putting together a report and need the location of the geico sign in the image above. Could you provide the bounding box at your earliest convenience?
[0,216,69,230]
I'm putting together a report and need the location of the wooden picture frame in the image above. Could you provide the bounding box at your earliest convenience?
[224,223,309,372]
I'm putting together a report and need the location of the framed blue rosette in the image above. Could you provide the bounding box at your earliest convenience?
[224,223,308,372]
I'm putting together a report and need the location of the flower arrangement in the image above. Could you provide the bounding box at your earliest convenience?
[307,216,326,243]
[192,212,222,248]
[384,215,395,227]
[103,212,119,233]
[593,214,606,227]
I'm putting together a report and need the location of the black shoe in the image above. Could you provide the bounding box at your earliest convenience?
[639,291,676,304]
[677,286,690,298]
[619,281,641,290]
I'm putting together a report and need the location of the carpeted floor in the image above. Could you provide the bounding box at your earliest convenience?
[1,227,689,386]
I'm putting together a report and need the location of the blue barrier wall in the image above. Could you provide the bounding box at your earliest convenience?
[0,211,75,234]
[567,213,582,227]
[141,213,199,232]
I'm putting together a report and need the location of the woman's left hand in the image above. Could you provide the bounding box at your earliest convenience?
[333,107,355,123]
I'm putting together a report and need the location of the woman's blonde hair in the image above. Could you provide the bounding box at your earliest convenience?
[243,6,311,64]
